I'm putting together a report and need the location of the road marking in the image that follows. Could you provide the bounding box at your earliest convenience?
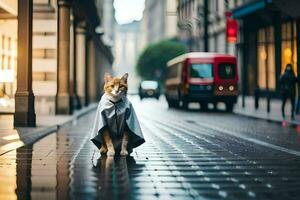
[139,111,300,157]
[134,98,300,158]
[194,122,300,157]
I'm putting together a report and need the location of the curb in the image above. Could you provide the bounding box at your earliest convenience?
[57,103,98,127]
[0,103,97,156]
[18,125,59,145]
[234,110,300,128]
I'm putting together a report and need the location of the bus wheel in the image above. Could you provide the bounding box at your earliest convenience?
[226,102,234,112]
[173,100,180,108]
[181,100,188,110]
[168,100,178,108]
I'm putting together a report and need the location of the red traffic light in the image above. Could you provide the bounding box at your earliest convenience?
[226,18,238,43]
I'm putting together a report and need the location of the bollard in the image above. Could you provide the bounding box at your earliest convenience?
[267,91,271,113]
[296,98,300,114]
[254,88,260,110]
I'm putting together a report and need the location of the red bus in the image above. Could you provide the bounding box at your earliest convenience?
[165,52,238,112]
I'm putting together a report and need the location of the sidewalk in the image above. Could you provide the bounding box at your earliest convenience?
[0,103,97,155]
[234,96,300,126]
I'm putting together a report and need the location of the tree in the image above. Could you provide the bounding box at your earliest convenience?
[136,40,187,82]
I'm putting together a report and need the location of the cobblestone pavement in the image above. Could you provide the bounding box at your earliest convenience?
[1,97,300,200]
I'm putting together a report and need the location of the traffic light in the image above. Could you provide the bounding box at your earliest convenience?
[226,12,238,43]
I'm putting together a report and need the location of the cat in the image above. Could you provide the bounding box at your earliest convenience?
[91,72,145,157]
[100,73,130,156]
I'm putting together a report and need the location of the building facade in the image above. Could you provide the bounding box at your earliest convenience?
[177,0,244,53]
[96,0,115,47]
[114,21,141,93]
[142,0,177,45]
[32,0,58,115]
[176,0,300,108]
[0,1,18,113]
[232,0,300,103]
[177,0,200,51]
[0,0,114,126]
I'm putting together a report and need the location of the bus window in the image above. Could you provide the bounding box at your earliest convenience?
[167,66,176,79]
[190,63,213,78]
[167,63,181,79]
[219,63,235,79]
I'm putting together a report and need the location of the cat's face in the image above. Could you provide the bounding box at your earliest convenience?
[104,73,128,101]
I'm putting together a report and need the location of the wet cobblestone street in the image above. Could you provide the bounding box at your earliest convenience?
[1,97,300,200]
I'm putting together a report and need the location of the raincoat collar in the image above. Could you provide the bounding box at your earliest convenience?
[108,98,123,105]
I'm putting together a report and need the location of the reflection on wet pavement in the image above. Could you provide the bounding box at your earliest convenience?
[0,112,145,200]
[1,99,300,199]
[90,156,133,199]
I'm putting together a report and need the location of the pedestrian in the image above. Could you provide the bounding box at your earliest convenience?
[279,63,297,120]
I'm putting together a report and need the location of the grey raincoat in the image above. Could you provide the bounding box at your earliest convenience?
[90,94,145,151]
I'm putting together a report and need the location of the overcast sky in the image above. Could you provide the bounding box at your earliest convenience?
[114,0,145,24]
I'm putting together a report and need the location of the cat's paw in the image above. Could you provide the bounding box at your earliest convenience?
[120,150,128,156]
[107,149,115,157]
[99,146,107,154]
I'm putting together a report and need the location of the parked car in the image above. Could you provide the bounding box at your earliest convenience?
[139,80,160,100]
[165,52,238,111]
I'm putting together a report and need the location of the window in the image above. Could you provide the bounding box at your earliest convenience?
[219,63,235,79]
[281,22,297,76]
[167,64,179,79]
[141,81,158,90]
[189,63,213,78]
[257,26,275,90]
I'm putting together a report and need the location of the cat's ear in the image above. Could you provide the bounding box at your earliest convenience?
[121,73,128,83]
[104,72,112,83]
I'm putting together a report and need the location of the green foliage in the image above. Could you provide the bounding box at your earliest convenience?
[136,40,187,81]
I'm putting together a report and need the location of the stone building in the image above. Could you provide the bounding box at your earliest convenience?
[114,21,141,93]
[141,0,177,45]
[232,0,300,110]
[176,0,300,111]
[96,0,115,47]
[177,0,244,53]
[0,0,114,126]
[0,0,18,113]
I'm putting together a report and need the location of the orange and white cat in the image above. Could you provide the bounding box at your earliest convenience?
[100,73,129,156]
[91,73,145,157]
